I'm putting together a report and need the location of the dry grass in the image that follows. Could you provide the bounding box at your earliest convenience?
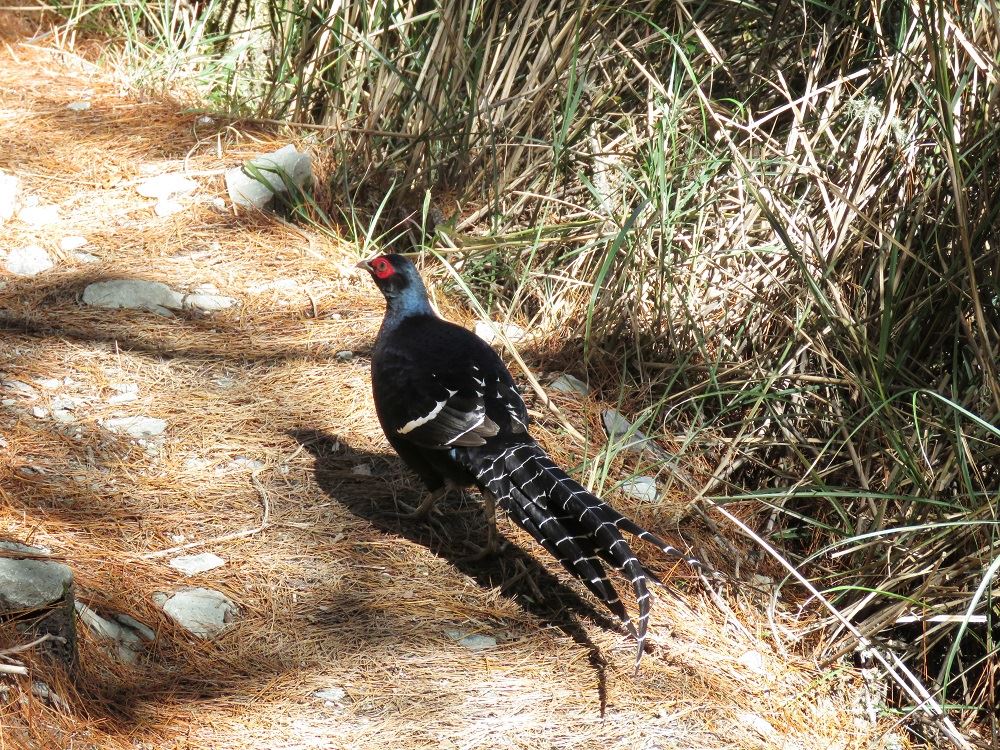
[0,19,897,750]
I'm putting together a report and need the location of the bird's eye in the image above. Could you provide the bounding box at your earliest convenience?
[372,257,394,279]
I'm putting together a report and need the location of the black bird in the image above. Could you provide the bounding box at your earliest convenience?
[359,253,705,666]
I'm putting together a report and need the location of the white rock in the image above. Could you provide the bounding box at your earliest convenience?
[154,199,185,217]
[52,394,86,410]
[217,457,263,474]
[350,463,372,476]
[51,408,75,423]
[183,457,212,472]
[183,293,237,312]
[156,587,238,638]
[474,321,526,345]
[17,204,60,227]
[59,235,88,251]
[737,711,778,739]
[74,252,100,263]
[620,476,658,503]
[193,283,219,294]
[213,376,237,389]
[335,350,353,362]
[31,406,49,419]
[136,174,198,200]
[66,101,91,111]
[169,553,226,576]
[247,278,298,294]
[445,629,497,651]
[197,116,214,125]
[737,649,768,676]
[1,379,38,398]
[35,378,62,390]
[226,144,313,209]
[107,390,138,405]
[0,171,18,223]
[312,687,346,703]
[549,373,589,396]
[6,245,54,276]
[103,415,167,439]
[83,280,184,316]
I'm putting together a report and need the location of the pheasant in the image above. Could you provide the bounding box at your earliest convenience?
[359,253,706,666]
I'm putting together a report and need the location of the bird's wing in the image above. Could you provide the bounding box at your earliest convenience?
[390,368,498,448]
[374,316,529,449]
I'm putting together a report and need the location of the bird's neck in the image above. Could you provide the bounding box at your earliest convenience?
[381,285,435,330]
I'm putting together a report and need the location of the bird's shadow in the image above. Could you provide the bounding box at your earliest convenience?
[288,428,622,710]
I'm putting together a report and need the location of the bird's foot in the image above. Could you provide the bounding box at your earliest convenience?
[381,503,440,521]
[458,537,506,562]
[381,486,449,521]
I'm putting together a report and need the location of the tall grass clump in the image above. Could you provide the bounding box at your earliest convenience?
[51,0,1000,737]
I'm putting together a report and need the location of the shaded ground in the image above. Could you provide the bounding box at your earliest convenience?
[0,17,883,750]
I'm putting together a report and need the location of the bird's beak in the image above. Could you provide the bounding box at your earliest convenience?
[356,259,373,273]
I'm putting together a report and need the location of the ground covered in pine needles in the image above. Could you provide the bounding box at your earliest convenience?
[1,16,892,750]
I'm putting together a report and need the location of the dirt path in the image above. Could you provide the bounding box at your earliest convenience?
[0,24,878,750]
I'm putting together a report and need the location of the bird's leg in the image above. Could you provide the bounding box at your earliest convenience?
[460,490,504,561]
[384,484,449,520]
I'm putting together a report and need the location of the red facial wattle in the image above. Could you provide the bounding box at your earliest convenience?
[371,257,395,279]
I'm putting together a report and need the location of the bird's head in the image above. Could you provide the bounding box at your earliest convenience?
[357,253,432,315]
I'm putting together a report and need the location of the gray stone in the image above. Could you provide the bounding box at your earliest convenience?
[603,410,699,492]
[103,415,167,439]
[83,280,184,316]
[73,252,100,263]
[169,553,226,576]
[31,406,49,419]
[350,463,372,476]
[6,245,54,276]
[156,587,238,638]
[74,602,146,663]
[136,174,198,200]
[602,408,651,453]
[549,373,589,396]
[17,204,60,227]
[66,101,91,111]
[0,547,73,611]
[0,171,18,223]
[113,613,155,641]
[183,293,237,312]
[226,144,313,209]
[445,629,497,651]
[335,350,354,362]
[620,476,658,503]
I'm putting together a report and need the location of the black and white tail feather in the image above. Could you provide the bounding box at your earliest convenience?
[472,440,707,668]
[361,252,711,669]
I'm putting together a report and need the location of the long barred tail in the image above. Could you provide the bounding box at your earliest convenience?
[470,440,705,668]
